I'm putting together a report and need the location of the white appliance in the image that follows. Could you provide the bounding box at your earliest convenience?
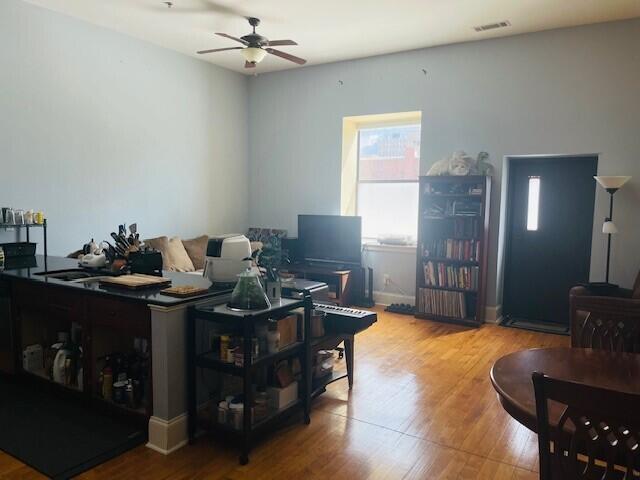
[79,252,107,268]
[203,235,252,285]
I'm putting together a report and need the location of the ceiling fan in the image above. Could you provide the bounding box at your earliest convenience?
[197,17,306,68]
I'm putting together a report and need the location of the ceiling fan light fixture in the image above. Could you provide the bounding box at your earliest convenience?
[242,47,267,64]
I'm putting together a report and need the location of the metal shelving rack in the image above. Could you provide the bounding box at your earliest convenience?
[0,219,48,257]
[187,293,313,465]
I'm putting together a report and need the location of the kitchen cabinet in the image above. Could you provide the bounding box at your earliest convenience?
[9,279,152,420]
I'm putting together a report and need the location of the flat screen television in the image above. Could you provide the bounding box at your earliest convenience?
[297,215,362,266]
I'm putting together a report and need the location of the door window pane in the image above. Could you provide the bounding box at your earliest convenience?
[527,177,540,231]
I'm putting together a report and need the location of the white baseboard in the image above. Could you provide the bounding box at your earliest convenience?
[147,413,188,455]
[373,291,415,306]
[484,304,503,324]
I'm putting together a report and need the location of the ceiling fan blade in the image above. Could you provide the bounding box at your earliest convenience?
[245,61,256,68]
[215,33,249,45]
[266,40,298,46]
[266,48,307,65]
[197,46,243,54]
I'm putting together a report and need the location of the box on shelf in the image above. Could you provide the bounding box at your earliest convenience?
[267,381,298,410]
[276,313,298,348]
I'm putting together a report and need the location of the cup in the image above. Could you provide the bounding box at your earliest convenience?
[14,209,24,225]
[3,208,15,225]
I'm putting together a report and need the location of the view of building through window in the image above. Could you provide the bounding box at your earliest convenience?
[357,124,420,241]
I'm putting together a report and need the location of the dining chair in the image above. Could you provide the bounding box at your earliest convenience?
[569,285,640,353]
[532,371,640,479]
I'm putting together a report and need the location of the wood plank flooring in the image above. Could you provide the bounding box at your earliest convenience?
[0,307,567,479]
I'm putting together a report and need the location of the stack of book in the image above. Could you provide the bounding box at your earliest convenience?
[417,288,467,319]
[423,239,480,261]
[423,261,479,290]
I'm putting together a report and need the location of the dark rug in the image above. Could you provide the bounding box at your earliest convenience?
[0,376,146,479]
[500,316,569,335]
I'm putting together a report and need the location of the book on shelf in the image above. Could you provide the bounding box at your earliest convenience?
[423,261,479,290]
[453,217,480,237]
[417,288,468,319]
[422,238,480,262]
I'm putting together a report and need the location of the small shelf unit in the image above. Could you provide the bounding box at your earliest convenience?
[415,175,491,327]
[0,220,48,257]
[187,295,313,465]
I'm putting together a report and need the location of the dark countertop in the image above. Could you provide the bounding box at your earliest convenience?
[0,255,232,307]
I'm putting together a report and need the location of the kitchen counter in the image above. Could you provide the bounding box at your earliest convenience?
[0,255,232,306]
[1,255,235,454]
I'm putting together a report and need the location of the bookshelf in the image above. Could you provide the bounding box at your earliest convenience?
[415,175,491,327]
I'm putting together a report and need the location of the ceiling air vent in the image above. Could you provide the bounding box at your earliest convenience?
[474,21,511,32]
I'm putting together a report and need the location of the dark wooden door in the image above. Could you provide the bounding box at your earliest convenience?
[503,156,598,326]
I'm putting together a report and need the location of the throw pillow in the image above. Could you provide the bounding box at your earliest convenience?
[143,236,195,272]
[167,237,195,272]
[182,235,208,270]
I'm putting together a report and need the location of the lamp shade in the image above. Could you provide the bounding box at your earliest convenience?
[594,176,631,190]
[602,221,618,234]
[241,47,267,64]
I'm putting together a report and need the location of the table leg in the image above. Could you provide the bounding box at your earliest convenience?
[345,336,354,389]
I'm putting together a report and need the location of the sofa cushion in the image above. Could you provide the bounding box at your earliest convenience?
[143,236,195,272]
[182,235,208,270]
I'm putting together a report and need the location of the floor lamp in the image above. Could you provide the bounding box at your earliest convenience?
[593,175,631,288]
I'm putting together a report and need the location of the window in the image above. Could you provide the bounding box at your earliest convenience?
[356,123,421,241]
[527,176,540,231]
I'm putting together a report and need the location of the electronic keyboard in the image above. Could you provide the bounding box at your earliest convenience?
[313,303,377,334]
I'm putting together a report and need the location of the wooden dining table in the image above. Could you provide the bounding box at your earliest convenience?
[490,347,640,432]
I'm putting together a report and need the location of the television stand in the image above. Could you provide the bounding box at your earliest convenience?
[283,263,362,306]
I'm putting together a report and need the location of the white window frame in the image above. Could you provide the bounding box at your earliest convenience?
[355,121,421,243]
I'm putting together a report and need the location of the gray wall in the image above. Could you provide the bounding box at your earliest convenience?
[1,0,249,255]
[247,18,640,308]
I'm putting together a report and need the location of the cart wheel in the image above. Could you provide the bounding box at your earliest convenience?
[239,454,249,465]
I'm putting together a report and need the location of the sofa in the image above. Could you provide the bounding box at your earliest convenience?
[143,228,287,274]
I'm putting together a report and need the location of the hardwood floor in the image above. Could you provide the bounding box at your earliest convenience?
[0,307,567,479]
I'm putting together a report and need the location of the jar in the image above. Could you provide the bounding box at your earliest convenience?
[229,403,244,430]
[227,347,237,363]
[310,309,326,338]
[113,380,127,404]
[234,345,244,367]
[267,330,280,354]
[219,335,230,362]
[217,401,228,424]
[254,391,268,422]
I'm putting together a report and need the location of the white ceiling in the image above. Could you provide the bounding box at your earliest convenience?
[23,0,640,74]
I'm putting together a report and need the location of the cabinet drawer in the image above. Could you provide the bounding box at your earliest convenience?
[14,281,46,311]
[87,296,150,335]
[46,286,84,321]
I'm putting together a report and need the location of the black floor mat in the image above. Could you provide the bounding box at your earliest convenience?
[0,376,146,479]
[500,316,569,335]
